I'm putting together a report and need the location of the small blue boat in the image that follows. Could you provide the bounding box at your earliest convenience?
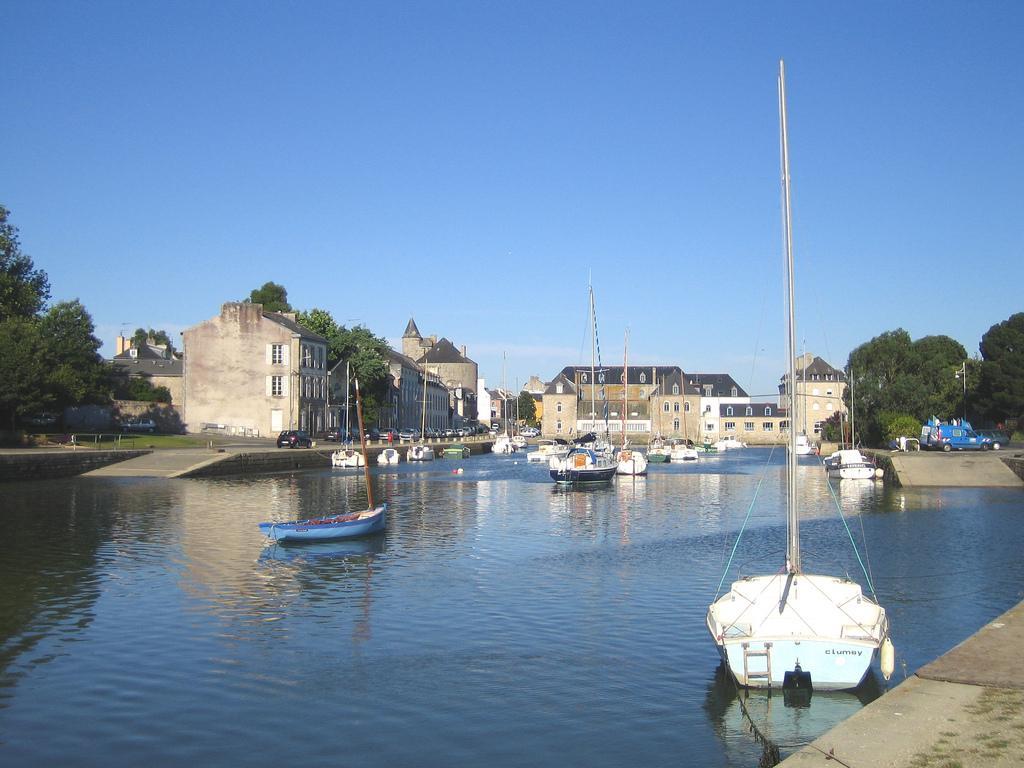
[258,504,387,543]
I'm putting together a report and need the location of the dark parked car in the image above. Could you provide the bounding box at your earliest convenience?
[277,430,313,448]
[977,429,1010,450]
[121,418,157,433]
[366,428,381,441]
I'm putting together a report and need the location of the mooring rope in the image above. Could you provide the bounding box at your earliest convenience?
[824,476,877,598]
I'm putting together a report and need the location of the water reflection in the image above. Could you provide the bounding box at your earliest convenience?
[0,456,1023,768]
[703,662,882,761]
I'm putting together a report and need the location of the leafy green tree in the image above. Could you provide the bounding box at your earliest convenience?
[847,329,969,445]
[517,391,538,427]
[114,374,171,403]
[39,300,113,410]
[293,307,390,424]
[247,282,291,312]
[879,413,923,444]
[131,327,178,356]
[975,313,1024,425]
[0,205,50,322]
[0,318,52,429]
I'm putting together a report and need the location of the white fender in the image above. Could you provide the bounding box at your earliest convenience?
[875,467,884,478]
[880,637,895,681]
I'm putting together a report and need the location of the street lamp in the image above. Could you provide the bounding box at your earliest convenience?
[954,362,967,422]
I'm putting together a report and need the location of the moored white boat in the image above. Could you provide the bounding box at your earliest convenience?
[794,433,817,456]
[615,447,648,475]
[647,437,671,463]
[331,448,364,468]
[713,435,746,451]
[407,443,435,461]
[492,435,517,454]
[669,440,699,462]
[377,447,401,465]
[707,61,892,692]
[527,439,570,463]
[825,449,878,480]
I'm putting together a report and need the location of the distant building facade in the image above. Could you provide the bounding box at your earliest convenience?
[778,353,847,438]
[402,318,478,424]
[182,302,328,437]
[110,335,184,405]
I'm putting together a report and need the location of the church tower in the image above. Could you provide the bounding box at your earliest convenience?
[402,317,423,360]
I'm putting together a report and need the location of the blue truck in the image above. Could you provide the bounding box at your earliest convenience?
[920,417,994,451]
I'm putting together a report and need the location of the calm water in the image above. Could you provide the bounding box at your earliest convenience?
[1,449,1022,767]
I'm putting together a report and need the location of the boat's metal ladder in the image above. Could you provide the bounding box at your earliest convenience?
[742,642,773,687]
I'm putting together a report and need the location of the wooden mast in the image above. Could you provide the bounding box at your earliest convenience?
[354,377,375,510]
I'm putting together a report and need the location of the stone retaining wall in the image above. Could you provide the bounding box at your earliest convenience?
[1003,454,1024,482]
[0,450,151,482]
[182,440,495,478]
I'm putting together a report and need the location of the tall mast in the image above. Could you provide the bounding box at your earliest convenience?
[622,329,629,446]
[779,59,800,573]
[421,366,429,437]
[590,285,597,434]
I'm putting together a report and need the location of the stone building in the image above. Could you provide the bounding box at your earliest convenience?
[110,336,184,405]
[686,372,750,441]
[541,373,578,438]
[182,302,328,437]
[778,353,847,438]
[718,402,787,445]
[540,365,702,442]
[381,348,450,433]
[401,318,478,424]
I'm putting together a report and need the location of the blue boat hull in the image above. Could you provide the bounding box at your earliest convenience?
[259,505,387,542]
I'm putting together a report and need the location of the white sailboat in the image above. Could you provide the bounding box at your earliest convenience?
[616,330,648,476]
[407,366,435,462]
[706,61,893,691]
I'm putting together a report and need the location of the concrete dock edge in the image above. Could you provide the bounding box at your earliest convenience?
[778,600,1024,767]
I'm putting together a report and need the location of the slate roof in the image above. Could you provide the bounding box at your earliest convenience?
[780,355,846,383]
[111,354,183,377]
[264,312,329,343]
[419,337,472,364]
[555,365,692,391]
[719,402,778,417]
[687,373,749,398]
[403,317,421,338]
[544,373,577,395]
[385,348,423,371]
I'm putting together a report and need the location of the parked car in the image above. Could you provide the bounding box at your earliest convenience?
[379,429,399,442]
[977,429,1010,450]
[521,426,540,438]
[398,428,418,441]
[121,418,157,433]
[277,430,313,448]
[324,428,346,442]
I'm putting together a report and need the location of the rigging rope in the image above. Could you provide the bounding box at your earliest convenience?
[824,476,877,598]
[713,447,778,600]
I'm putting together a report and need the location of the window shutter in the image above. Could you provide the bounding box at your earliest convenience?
[266,376,273,396]
[266,345,273,365]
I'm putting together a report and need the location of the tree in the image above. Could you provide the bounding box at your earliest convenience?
[247,282,291,312]
[976,312,1024,425]
[517,391,538,427]
[0,205,50,322]
[0,318,52,429]
[39,301,114,410]
[847,329,968,445]
[293,308,390,424]
[131,327,178,356]
[113,374,171,403]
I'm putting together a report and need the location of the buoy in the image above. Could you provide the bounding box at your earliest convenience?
[880,637,895,680]
[875,467,884,478]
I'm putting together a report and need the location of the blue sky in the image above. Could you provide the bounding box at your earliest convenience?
[4,1,1021,400]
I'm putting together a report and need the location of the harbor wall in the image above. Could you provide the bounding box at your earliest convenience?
[0,450,151,483]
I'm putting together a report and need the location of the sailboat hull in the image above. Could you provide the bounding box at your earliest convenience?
[258,505,387,542]
[707,573,887,691]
